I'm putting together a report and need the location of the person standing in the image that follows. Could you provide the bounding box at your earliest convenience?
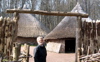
[33,36,47,62]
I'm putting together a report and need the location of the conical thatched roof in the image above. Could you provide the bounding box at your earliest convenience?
[44,3,92,40]
[17,13,50,37]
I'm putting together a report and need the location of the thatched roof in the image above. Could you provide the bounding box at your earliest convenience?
[17,13,50,37]
[44,3,92,40]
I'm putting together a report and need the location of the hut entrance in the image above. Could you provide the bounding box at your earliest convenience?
[65,38,75,53]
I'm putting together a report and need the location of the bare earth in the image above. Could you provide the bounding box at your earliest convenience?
[21,46,75,62]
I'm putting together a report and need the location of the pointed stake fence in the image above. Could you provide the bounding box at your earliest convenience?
[0,16,19,62]
[79,20,100,62]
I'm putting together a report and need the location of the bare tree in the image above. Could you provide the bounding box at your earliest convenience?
[1,0,100,29]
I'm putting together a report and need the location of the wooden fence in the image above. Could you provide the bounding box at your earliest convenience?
[79,20,100,62]
[0,13,31,62]
[0,16,18,61]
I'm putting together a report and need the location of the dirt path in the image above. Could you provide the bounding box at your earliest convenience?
[21,46,75,62]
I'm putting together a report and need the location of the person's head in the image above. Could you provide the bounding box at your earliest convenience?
[37,36,44,45]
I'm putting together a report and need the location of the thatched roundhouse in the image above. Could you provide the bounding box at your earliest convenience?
[17,13,50,45]
[44,3,92,53]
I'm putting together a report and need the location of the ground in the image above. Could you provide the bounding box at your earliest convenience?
[21,46,75,62]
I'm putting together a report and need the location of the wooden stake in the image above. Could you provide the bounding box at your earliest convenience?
[12,43,21,61]
[22,44,30,62]
[13,46,18,61]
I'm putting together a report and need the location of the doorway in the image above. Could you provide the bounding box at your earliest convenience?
[65,38,75,53]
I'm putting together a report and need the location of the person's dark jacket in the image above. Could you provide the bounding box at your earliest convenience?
[34,45,47,62]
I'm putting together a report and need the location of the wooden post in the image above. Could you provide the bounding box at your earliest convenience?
[12,12,19,61]
[13,46,18,61]
[79,16,82,56]
[95,20,98,52]
[22,44,30,62]
[12,12,19,42]
[89,22,93,54]
[12,43,21,61]
[0,17,4,62]
[26,44,30,62]
[91,21,96,53]
[83,22,88,55]
[75,16,82,62]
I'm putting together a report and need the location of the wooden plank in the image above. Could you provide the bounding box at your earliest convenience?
[6,9,88,18]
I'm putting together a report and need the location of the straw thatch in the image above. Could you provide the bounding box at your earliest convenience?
[17,13,50,37]
[44,3,92,40]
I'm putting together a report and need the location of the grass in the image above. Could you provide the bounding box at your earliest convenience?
[3,59,8,62]
[21,44,37,46]
[29,44,37,46]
